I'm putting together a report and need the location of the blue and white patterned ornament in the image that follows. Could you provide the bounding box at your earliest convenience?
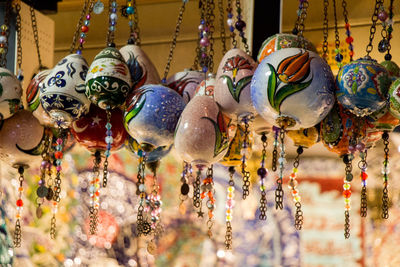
[336,58,392,117]
[40,54,90,127]
[124,84,186,148]
[251,48,335,129]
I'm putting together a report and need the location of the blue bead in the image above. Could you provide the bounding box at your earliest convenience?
[335,53,343,62]
[107,144,112,150]
[228,13,233,18]
[161,78,166,84]
[109,26,115,31]
[84,20,90,26]
[106,123,112,129]
[111,2,117,7]
[112,8,117,13]
[17,74,24,81]
[105,150,111,157]
[183,0,189,3]
[106,130,112,136]
[111,21,116,26]
[76,50,82,55]
[202,66,208,73]
[229,26,234,32]
[80,33,86,38]
[126,6,134,14]
[200,19,205,25]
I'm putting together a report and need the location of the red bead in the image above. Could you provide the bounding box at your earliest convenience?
[349,51,354,57]
[361,172,368,181]
[81,25,89,33]
[344,23,350,30]
[343,190,351,198]
[346,36,353,44]
[54,151,63,159]
[16,199,23,207]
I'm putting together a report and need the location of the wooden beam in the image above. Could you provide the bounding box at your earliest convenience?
[58,0,187,11]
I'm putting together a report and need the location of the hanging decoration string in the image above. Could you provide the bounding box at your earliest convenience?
[258,133,268,221]
[179,162,191,215]
[102,107,112,188]
[69,0,90,54]
[13,166,25,248]
[271,127,279,172]
[218,0,227,55]
[384,0,394,60]
[36,130,52,220]
[201,166,215,238]
[275,127,285,210]
[106,1,118,46]
[382,131,390,219]
[29,4,44,70]
[332,0,344,68]
[76,0,95,55]
[224,167,235,250]
[342,0,354,61]
[359,149,368,217]
[193,167,203,214]
[365,0,384,57]
[15,2,23,81]
[295,0,309,48]
[322,0,329,61]
[136,152,151,236]
[89,151,102,234]
[343,153,353,239]
[192,1,206,70]
[226,0,237,48]
[161,0,187,84]
[234,0,250,54]
[241,118,251,199]
[290,147,304,230]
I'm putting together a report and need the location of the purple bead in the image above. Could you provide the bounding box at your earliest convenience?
[348,145,356,153]
[56,166,62,172]
[204,26,209,32]
[229,26,234,32]
[356,143,365,151]
[106,130,112,136]
[235,20,246,31]
[200,19,205,25]
[228,13,233,18]
[378,11,388,21]
[107,144,112,150]
[198,24,204,31]
[86,14,91,20]
[200,37,210,47]
[112,8,117,13]
[38,180,43,185]
[202,66,208,73]
[201,53,207,58]
[57,138,63,145]
[79,38,85,44]
[41,161,47,167]
[76,49,82,55]
[257,167,267,178]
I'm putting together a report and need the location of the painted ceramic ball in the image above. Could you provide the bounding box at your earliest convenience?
[214,48,258,119]
[124,84,186,148]
[0,110,49,167]
[51,128,76,153]
[167,69,204,103]
[0,67,22,120]
[26,69,53,126]
[251,48,335,130]
[388,78,400,119]
[336,58,391,117]
[125,136,172,163]
[220,124,252,167]
[252,114,272,135]
[194,73,216,98]
[86,47,132,109]
[287,126,319,148]
[40,54,91,127]
[71,105,127,152]
[120,44,161,91]
[257,33,317,63]
[364,107,399,148]
[380,60,400,80]
[320,104,366,156]
[174,95,231,167]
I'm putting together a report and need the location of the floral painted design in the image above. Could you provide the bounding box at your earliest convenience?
[47,71,66,88]
[222,55,253,73]
[168,72,198,96]
[266,50,313,112]
[126,53,147,90]
[124,88,153,125]
[202,111,229,157]
[342,67,367,94]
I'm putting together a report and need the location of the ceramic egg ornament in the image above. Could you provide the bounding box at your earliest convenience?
[380,60,400,80]
[40,54,91,127]
[167,69,204,103]
[120,44,161,91]
[336,58,392,117]
[194,73,216,98]
[124,84,186,149]
[26,69,53,126]
[0,67,22,120]
[214,48,257,120]
[86,47,132,109]
[174,95,230,167]
[251,48,335,130]
[125,136,172,163]
[287,126,320,149]
[388,78,400,119]
[257,33,317,63]
[71,105,127,152]
[0,110,49,168]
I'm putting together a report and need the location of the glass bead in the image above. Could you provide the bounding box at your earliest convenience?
[202,66,208,73]
[110,13,118,21]
[106,144,112,150]
[111,1,117,8]
[346,36,353,44]
[226,215,232,222]
[227,18,233,26]
[361,172,368,180]
[84,20,90,26]
[344,198,350,204]
[288,179,298,190]
[105,150,111,157]
[109,26,116,32]
[344,204,351,211]
[16,199,23,207]
[55,151,63,159]
[343,183,350,190]
[343,189,351,198]
[291,189,298,196]
[80,33,87,38]
[229,26,234,32]
[260,185,266,191]
[76,49,82,55]
[293,167,298,173]
[200,37,210,47]
[228,13,233,19]
[257,167,267,178]
[293,195,301,202]
[93,1,104,14]
[356,143,365,151]
[378,10,388,21]
[0,24,8,31]
[126,6,134,14]
[378,39,389,53]
[207,202,214,209]
[86,14,91,20]
[81,25,89,33]
[227,186,234,193]
[56,159,62,165]
[0,35,6,44]
[106,123,112,129]
[335,53,343,62]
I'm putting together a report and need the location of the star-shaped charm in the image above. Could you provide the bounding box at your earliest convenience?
[197,210,204,218]
[92,115,102,125]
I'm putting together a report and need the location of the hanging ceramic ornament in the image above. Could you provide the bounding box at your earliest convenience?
[124,84,186,149]
[381,60,400,80]
[194,74,216,98]
[26,69,53,126]
[336,58,391,117]
[0,67,22,120]
[120,44,161,91]
[251,48,335,130]
[85,47,132,109]
[0,109,51,247]
[220,124,252,167]
[388,78,400,119]
[257,33,317,63]
[125,136,172,163]
[40,54,90,127]
[71,104,127,234]
[167,69,204,103]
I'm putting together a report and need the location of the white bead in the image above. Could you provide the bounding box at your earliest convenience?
[227,19,233,26]
[110,13,118,21]
[0,36,6,44]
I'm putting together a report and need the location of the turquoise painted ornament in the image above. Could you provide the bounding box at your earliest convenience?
[125,136,172,163]
[86,47,132,109]
[251,48,335,129]
[0,67,22,120]
[336,58,392,117]
[214,48,257,119]
[40,54,91,127]
[124,84,186,148]
[388,78,400,119]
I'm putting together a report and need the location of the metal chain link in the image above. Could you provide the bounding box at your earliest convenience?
[259,133,268,221]
[275,129,285,210]
[344,159,352,239]
[132,0,141,45]
[102,109,111,187]
[136,156,151,236]
[235,0,250,54]
[382,132,390,219]
[332,0,340,49]
[225,170,234,249]
[193,169,202,209]
[15,3,22,71]
[227,0,237,47]
[386,0,394,57]
[296,0,309,48]
[76,0,95,53]
[322,0,329,59]
[218,0,227,54]
[162,1,187,82]
[272,131,279,172]
[53,127,65,203]
[206,0,215,73]
[359,150,368,217]
[365,0,384,56]
[13,167,24,247]
[70,0,90,54]
[293,149,303,230]
[89,152,101,235]
[29,3,44,70]
[241,121,250,199]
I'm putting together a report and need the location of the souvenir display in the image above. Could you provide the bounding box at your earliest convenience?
[167,69,204,103]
